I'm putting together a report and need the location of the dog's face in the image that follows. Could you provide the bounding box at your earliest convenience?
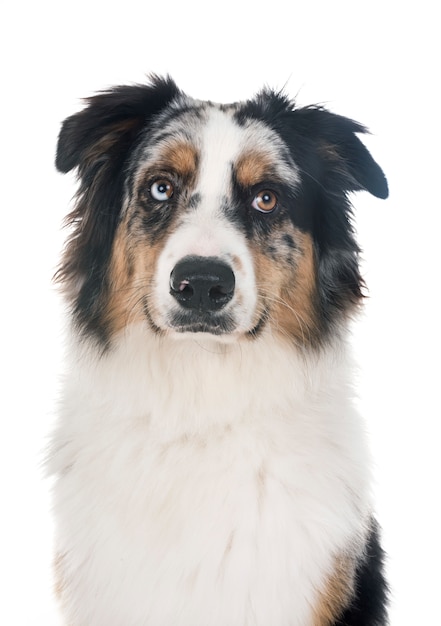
[112,105,315,344]
[56,77,388,349]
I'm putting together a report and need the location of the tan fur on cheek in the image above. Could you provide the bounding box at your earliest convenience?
[105,220,164,336]
[280,232,318,343]
[255,231,319,346]
[312,555,355,626]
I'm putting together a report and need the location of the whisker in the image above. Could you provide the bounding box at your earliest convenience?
[255,285,314,347]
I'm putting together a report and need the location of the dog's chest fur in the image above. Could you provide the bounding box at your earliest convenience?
[51,328,370,626]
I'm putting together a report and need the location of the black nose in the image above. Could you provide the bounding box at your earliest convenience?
[170,256,235,312]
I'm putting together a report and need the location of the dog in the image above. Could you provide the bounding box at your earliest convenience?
[50,75,389,626]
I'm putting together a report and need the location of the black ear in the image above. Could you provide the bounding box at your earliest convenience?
[290,106,389,200]
[55,74,181,173]
[238,90,388,201]
[339,130,388,200]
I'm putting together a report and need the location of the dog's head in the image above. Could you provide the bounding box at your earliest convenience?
[56,76,388,350]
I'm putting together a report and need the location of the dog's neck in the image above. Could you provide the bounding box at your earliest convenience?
[63,322,355,442]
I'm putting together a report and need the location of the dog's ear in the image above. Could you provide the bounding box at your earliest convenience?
[240,91,388,201]
[56,75,181,174]
[290,106,388,200]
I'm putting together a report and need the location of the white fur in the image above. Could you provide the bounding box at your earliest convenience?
[50,324,372,626]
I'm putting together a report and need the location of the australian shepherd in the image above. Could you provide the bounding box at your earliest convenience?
[49,76,389,625]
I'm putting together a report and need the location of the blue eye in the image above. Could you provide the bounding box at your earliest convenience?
[251,190,277,213]
[150,179,174,201]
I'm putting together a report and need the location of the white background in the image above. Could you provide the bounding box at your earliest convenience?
[1,1,439,624]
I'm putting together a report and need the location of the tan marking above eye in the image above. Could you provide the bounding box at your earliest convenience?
[252,190,278,213]
[148,142,199,183]
[236,151,273,187]
[150,179,174,201]
[161,143,198,178]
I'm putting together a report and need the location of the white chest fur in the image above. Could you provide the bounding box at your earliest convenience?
[50,326,371,626]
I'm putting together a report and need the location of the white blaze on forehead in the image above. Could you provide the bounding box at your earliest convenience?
[196,107,244,210]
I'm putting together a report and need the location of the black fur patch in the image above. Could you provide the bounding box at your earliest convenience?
[335,522,389,625]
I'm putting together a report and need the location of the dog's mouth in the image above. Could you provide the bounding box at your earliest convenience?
[167,310,237,336]
[162,307,269,340]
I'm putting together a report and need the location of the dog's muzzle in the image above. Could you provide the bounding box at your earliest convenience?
[168,256,236,334]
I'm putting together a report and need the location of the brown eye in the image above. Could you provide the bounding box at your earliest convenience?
[251,190,278,213]
[150,179,174,202]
